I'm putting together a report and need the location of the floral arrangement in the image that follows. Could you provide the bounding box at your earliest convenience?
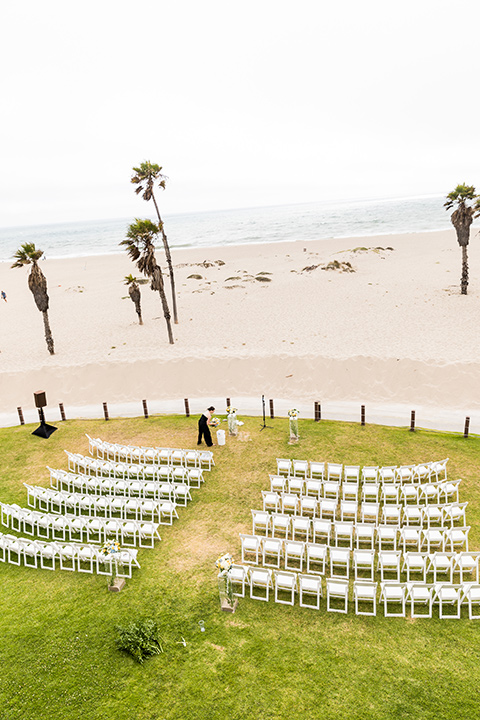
[100,540,121,557]
[100,540,122,584]
[226,407,238,436]
[215,552,235,607]
[288,408,299,418]
[226,406,237,415]
[210,417,221,428]
[215,552,234,576]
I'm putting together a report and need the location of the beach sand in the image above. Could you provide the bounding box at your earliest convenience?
[1,228,480,426]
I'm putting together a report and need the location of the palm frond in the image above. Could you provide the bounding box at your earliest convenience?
[11,242,43,268]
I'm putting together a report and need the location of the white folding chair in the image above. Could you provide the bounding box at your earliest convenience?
[354,581,377,616]
[406,582,433,618]
[312,518,331,545]
[433,583,462,619]
[362,466,379,483]
[299,497,317,519]
[230,565,248,598]
[283,539,305,571]
[78,545,96,573]
[461,583,480,620]
[362,482,380,503]
[344,465,360,483]
[443,502,468,527]
[403,552,429,582]
[252,510,270,536]
[309,461,325,480]
[323,481,341,501]
[445,526,470,553]
[439,479,461,504]
[262,537,283,568]
[355,523,375,550]
[299,574,322,609]
[274,570,297,606]
[379,466,397,484]
[377,525,398,551]
[281,493,299,516]
[422,504,444,528]
[377,551,401,581]
[428,551,455,583]
[318,498,337,521]
[262,491,280,513]
[353,549,375,580]
[340,500,357,523]
[381,504,401,526]
[380,582,406,617]
[342,482,359,503]
[333,521,354,549]
[291,516,310,542]
[288,476,305,495]
[326,463,342,482]
[271,513,291,539]
[454,552,480,583]
[330,547,350,579]
[249,567,273,601]
[360,502,380,525]
[430,458,449,482]
[58,543,77,571]
[326,578,349,613]
[306,543,327,574]
[138,522,161,548]
[240,534,261,564]
[270,475,286,494]
[400,485,419,505]
[276,459,292,477]
[292,459,308,478]
[400,527,422,553]
[305,479,322,499]
[381,484,400,504]
[396,465,415,484]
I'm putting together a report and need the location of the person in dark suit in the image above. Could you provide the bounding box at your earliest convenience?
[197,406,215,446]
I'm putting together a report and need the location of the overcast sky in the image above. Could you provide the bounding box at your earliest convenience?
[1,0,479,227]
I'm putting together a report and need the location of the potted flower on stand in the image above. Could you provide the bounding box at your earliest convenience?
[100,540,125,592]
[288,408,300,444]
[226,406,238,436]
[215,553,238,612]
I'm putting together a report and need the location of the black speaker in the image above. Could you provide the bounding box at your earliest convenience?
[34,391,47,409]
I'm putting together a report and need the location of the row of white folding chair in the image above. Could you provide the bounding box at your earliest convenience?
[379,581,480,619]
[65,452,205,485]
[49,468,194,501]
[240,532,478,583]
[250,511,470,552]
[262,491,465,524]
[232,564,377,612]
[275,459,448,484]
[269,476,460,506]
[0,533,140,577]
[24,485,179,525]
[0,503,161,548]
[233,562,479,617]
[87,435,214,469]
[47,466,204,495]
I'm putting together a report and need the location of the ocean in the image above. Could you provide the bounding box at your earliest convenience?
[0,194,452,262]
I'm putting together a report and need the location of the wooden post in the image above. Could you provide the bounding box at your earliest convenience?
[269,398,274,419]
[142,399,148,419]
[314,401,320,422]
[226,397,231,408]
[59,402,66,421]
[410,410,415,432]
[361,405,366,426]
[464,416,470,439]
[103,402,109,421]
[184,398,190,417]
[17,406,25,426]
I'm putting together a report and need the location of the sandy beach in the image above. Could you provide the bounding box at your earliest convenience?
[1,228,480,426]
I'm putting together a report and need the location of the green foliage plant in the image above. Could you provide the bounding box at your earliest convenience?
[115,618,162,664]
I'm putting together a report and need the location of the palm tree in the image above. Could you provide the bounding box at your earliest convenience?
[131,161,179,324]
[11,242,55,355]
[120,219,174,344]
[444,184,479,295]
[124,274,143,325]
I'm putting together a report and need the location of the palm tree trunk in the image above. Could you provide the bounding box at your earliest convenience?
[153,267,174,344]
[152,194,179,324]
[461,245,469,295]
[42,310,55,354]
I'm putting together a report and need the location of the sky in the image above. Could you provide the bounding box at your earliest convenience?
[1,0,479,227]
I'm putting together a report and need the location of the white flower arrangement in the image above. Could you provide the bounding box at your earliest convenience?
[226,406,237,415]
[215,552,234,576]
[210,417,221,428]
[288,408,300,418]
[100,540,121,557]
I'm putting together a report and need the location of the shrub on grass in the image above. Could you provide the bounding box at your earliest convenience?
[115,618,162,664]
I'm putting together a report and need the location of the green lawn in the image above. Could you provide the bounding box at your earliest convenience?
[1,415,479,720]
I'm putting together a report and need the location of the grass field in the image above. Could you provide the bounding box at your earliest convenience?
[1,414,479,720]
